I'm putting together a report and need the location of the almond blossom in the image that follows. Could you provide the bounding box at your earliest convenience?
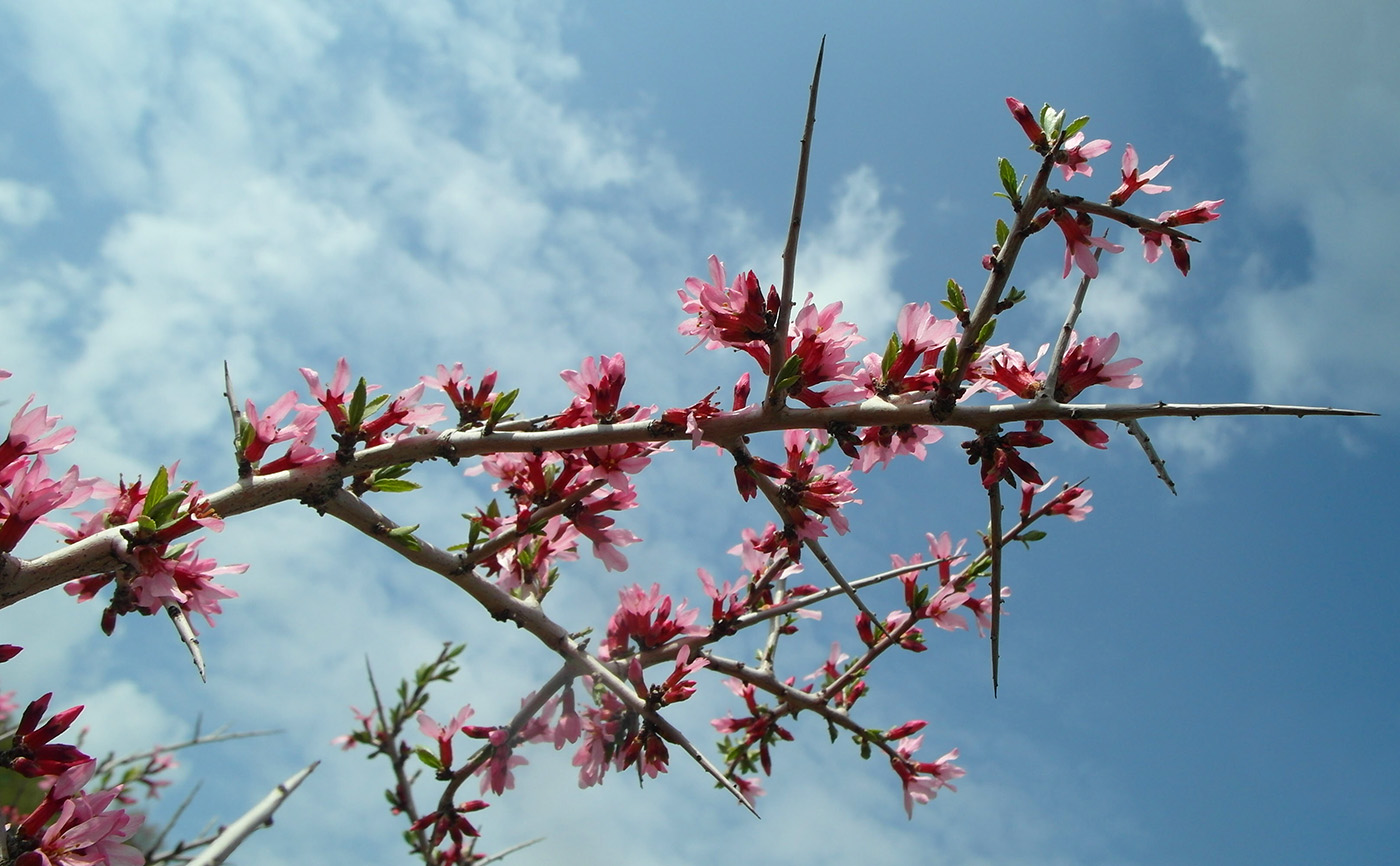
[1109,143,1173,206]
[1055,132,1112,180]
[1053,209,1124,279]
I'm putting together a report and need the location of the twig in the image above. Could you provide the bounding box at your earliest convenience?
[166,604,207,682]
[767,36,825,408]
[477,837,546,864]
[1041,240,1106,400]
[1044,191,1201,242]
[987,475,1004,696]
[318,489,760,817]
[1122,418,1176,494]
[4,401,1372,607]
[185,762,318,866]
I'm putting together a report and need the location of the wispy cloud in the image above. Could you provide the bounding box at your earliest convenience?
[1184,0,1400,411]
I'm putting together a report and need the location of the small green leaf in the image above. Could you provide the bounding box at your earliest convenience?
[995,218,1010,248]
[1063,115,1090,138]
[827,720,839,744]
[488,388,519,427]
[998,157,1018,200]
[946,279,965,310]
[371,479,420,493]
[147,490,189,527]
[414,747,442,771]
[772,351,805,394]
[143,466,171,518]
[941,338,959,378]
[1020,530,1047,542]
[881,331,901,376]
[348,378,369,429]
[977,318,997,344]
[387,524,421,550]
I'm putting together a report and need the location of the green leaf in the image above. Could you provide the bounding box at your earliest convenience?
[977,318,997,344]
[147,489,189,527]
[387,524,421,551]
[827,720,839,744]
[488,388,519,427]
[941,338,959,378]
[995,218,1010,248]
[414,747,442,771]
[946,279,965,310]
[143,466,171,518]
[1063,115,1090,138]
[371,479,420,493]
[348,378,369,429]
[998,157,1018,200]
[364,394,390,415]
[881,331,901,376]
[772,351,806,394]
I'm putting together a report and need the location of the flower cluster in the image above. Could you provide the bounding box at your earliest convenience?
[1005,97,1222,277]
[0,647,145,866]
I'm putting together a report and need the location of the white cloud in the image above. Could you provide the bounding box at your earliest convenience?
[0,4,1189,865]
[1183,0,1400,410]
[0,178,54,227]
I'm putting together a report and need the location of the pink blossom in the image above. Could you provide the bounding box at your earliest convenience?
[1,398,76,481]
[732,775,766,806]
[677,256,779,359]
[1056,332,1142,400]
[555,353,650,427]
[128,539,243,629]
[600,583,705,660]
[300,358,354,432]
[1109,144,1172,206]
[1053,209,1123,279]
[0,460,95,552]
[1005,97,1046,148]
[750,430,861,539]
[1051,485,1093,522]
[804,642,850,682]
[892,736,964,817]
[1141,199,1224,275]
[697,568,749,625]
[19,785,145,866]
[783,298,865,407]
[569,487,642,572]
[417,705,475,769]
[852,424,942,472]
[478,728,528,796]
[240,392,319,466]
[1056,132,1112,180]
[552,686,582,749]
[359,382,445,446]
[5,693,90,778]
[423,363,500,426]
[964,586,1012,637]
[917,581,970,632]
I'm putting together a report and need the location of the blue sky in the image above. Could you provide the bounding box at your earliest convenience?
[0,2,1395,864]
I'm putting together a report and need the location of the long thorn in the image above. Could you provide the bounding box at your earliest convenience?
[768,35,825,408]
[988,478,1003,696]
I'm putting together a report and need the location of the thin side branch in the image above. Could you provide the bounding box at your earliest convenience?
[767,36,825,408]
[185,761,318,866]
